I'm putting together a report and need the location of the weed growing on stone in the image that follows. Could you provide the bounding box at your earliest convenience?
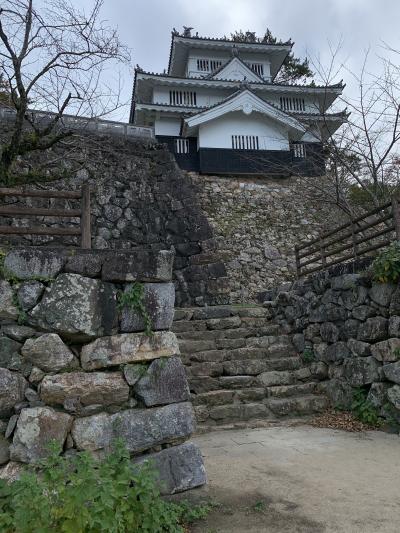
[117,282,153,337]
[252,501,267,514]
[11,292,27,325]
[393,347,400,360]
[0,440,211,533]
[301,348,315,364]
[351,388,381,426]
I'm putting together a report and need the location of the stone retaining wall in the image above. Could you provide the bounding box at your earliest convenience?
[190,173,337,302]
[0,247,206,493]
[263,266,400,430]
[0,131,338,306]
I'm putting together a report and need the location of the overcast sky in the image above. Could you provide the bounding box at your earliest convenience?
[82,0,400,121]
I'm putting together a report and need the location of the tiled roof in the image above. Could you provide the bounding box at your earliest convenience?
[167,33,293,75]
[135,70,345,90]
[172,33,293,46]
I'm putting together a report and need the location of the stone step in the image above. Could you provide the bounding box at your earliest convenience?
[175,325,281,341]
[193,392,329,425]
[266,394,329,417]
[193,387,266,407]
[173,317,277,334]
[266,382,318,398]
[186,356,309,380]
[173,306,272,322]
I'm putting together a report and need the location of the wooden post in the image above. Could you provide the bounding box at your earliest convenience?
[80,184,91,249]
[392,196,400,240]
[294,246,301,279]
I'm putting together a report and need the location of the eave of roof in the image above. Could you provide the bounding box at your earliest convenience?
[135,70,345,92]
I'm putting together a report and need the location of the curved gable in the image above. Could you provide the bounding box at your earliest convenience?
[184,89,306,135]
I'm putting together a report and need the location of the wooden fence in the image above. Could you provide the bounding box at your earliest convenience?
[295,197,400,278]
[0,185,91,248]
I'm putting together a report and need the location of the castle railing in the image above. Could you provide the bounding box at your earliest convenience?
[0,107,155,140]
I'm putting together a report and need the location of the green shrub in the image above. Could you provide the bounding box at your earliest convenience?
[371,242,400,284]
[351,388,381,426]
[0,440,209,533]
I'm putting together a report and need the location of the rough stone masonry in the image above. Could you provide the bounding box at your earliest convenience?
[261,264,400,430]
[0,134,335,307]
[0,247,206,493]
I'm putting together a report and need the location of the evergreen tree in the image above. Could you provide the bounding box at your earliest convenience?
[229,29,314,84]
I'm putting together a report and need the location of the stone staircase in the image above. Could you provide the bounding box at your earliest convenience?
[172,305,329,430]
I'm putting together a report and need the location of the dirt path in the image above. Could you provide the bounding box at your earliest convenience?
[182,424,400,533]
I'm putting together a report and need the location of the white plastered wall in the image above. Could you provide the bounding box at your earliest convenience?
[198,111,290,150]
[153,85,232,108]
[155,117,181,136]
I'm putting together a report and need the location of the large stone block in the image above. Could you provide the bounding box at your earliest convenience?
[17,281,45,311]
[0,280,18,320]
[382,362,400,384]
[2,325,36,342]
[0,436,10,465]
[258,371,292,387]
[134,356,190,407]
[320,322,340,343]
[357,317,388,342]
[30,274,117,341]
[343,357,381,386]
[347,339,371,357]
[324,379,353,409]
[331,274,361,291]
[0,369,27,417]
[71,402,195,453]
[81,331,179,370]
[370,338,400,363]
[388,315,400,337]
[387,385,400,410]
[3,249,65,280]
[369,283,395,307]
[134,442,206,495]
[10,407,72,463]
[40,371,129,407]
[21,333,77,372]
[0,337,22,368]
[120,283,175,333]
[367,382,390,414]
[101,250,174,283]
[320,342,350,363]
[389,286,400,315]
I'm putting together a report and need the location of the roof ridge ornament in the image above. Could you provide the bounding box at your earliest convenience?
[182,26,193,37]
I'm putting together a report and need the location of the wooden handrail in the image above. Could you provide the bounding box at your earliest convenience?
[0,185,91,248]
[295,196,400,278]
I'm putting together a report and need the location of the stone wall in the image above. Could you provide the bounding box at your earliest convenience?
[0,247,206,493]
[0,136,228,307]
[0,132,338,306]
[263,265,400,430]
[190,173,336,302]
